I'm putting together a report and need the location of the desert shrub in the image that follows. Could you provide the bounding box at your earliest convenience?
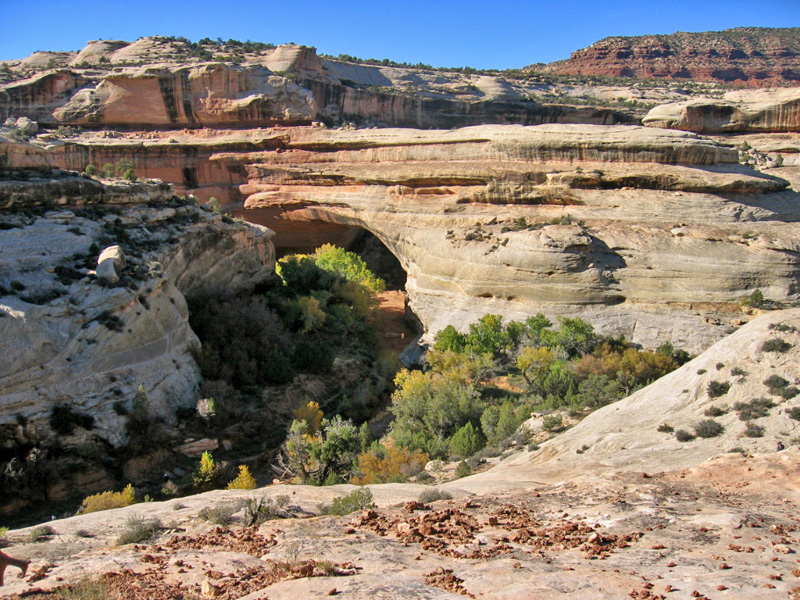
[770,322,799,333]
[731,366,747,380]
[741,289,764,308]
[675,429,696,442]
[227,465,257,490]
[189,294,295,387]
[786,407,800,421]
[243,494,290,526]
[707,381,730,398]
[764,375,790,393]
[59,577,111,600]
[704,405,727,417]
[433,325,466,353]
[542,414,563,432]
[198,504,237,526]
[693,419,724,438]
[116,515,160,545]
[82,484,136,513]
[28,525,54,542]
[83,164,97,177]
[780,386,800,400]
[330,488,375,516]
[733,397,776,421]
[449,422,486,458]
[418,488,453,504]
[657,423,674,433]
[454,460,471,478]
[353,445,429,485]
[282,415,362,485]
[761,338,792,353]
[743,422,766,438]
[49,404,95,435]
[293,400,324,436]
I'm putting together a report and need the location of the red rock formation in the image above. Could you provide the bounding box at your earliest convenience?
[540,27,800,87]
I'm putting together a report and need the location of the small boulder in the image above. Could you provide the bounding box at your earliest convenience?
[96,245,126,284]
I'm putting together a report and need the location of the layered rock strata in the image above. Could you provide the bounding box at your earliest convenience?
[232,123,800,352]
[643,87,800,133]
[543,27,800,86]
[0,39,636,130]
[0,171,275,450]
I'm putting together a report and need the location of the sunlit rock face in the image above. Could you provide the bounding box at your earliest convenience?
[643,88,800,133]
[233,124,800,352]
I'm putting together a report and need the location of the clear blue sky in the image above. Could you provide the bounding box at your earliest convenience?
[1,0,798,69]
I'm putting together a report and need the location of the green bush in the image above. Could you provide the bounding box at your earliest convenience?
[542,414,563,432]
[786,407,800,421]
[675,429,696,442]
[693,419,724,438]
[743,422,765,438]
[657,423,674,433]
[454,460,471,479]
[449,422,485,458]
[764,375,790,393]
[734,398,775,421]
[330,488,375,516]
[761,338,792,353]
[707,381,730,398]
[704,405,727,417]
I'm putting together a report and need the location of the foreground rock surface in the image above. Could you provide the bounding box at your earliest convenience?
[1,309,800,599]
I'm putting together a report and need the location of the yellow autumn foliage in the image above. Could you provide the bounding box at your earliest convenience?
[82,483,136,514]
[227,465,257,490]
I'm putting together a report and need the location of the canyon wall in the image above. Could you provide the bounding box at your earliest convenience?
[0,39,636,131]
[0,169,275,452]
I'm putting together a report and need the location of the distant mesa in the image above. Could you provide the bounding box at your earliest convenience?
[535,27,800,87]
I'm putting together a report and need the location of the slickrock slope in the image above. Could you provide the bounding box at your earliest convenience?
[543,27,800,86]
[460,308,800,490]
[0,169,275,454]
[233,123,800,352]
[643,87,800,133]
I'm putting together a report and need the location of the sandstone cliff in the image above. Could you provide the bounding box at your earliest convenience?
[0,168,275,454]
[541,27,800,87]
[643,87,800,133]
[0,38,639,130]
